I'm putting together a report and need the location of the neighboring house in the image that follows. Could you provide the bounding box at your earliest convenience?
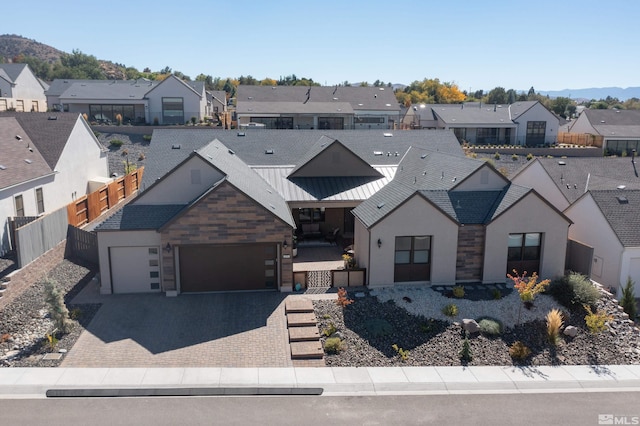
[235,85,401,130]
[564,190,640,297]
[403,101,560,146]
[45,75,212,125]
[0,64,48,113]
[95,128,568,295]
[0,112,109,255]
[567,109,640,155]
[511,156,640,296]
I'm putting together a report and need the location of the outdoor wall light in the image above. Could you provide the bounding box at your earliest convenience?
[377,238,382,248]
[283,239,288,249]
[165,242,172,253]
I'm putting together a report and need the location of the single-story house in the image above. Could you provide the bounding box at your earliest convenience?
[511,156,640,296]
[0,63,48,113]
[0,112,109,255]
[45,75,214,125]
[235,85,401,130]
[564,189,640,297]
[403,101,560,146]
[567,109,640,155]
[95,129,569,294]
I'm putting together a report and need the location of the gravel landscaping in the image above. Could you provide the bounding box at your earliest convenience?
[0,259,100,367]
[314,286,640,367]
[95,130,151,175]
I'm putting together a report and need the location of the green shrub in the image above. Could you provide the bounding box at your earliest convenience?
[548,272,600,309]
[43,279,72,333]
[392,344,409,361]
[442,303,458,317]
[109,139,124,147]
[509,341,531,359]
[324,337,343,354]
[459,335,472,362]
[452,285,465,298]
[621,277,637,321]
[584,305,612,333]
[511,154,518,161]
[143,134,152,141]
[477,317,502,336]
[322,322,337,337]
[526,153,534,161]
[492,288,503,300]
[494,152,501,160]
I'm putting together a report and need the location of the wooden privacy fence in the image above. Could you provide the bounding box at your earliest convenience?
[66,225,98,265]
[67,167,144,227]
[557,132,603,147]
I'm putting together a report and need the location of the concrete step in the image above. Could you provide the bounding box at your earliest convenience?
[292,358,326,367]
[287,312,317,327]
[285,298,314,314]
[290,341,324,359]
[288,326,320,342]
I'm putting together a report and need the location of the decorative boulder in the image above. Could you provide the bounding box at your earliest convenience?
[564,325,578,337]
[462,319,481,334]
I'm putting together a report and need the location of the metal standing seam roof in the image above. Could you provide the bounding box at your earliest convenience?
[589,189,640,247]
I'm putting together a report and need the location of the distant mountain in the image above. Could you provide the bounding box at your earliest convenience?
[538,87,640,101]
[0,34,126,79]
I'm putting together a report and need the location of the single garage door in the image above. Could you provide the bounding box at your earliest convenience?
[110,246,161,293]
[179,244,277,292]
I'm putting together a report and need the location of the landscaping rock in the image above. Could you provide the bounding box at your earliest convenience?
[462,319,481,334]
[564,325,578,337]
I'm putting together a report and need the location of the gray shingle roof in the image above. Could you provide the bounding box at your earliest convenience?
[237,85,400,112]
[0,116,53,189]
[580,109,640,138]
[351,181,417,227]
[142,129,464,190]
[196,141,295,227]
[58,79,160,101]
[431,103,513,125]
[525,157,640,204]
[236,101,354,115]
[590,189,640,247]
[95,204,185,231]
[0,64,28,82]
[9,112,81,169]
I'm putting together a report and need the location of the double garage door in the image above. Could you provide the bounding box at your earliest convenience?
[179,244,278,292]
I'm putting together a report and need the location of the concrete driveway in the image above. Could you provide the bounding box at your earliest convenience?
[62,281,293,368]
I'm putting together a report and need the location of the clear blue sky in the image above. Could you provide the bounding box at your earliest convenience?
[4,0,639,92]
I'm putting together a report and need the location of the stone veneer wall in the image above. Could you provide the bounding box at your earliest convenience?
[160,181,293,291]
[455,224,485,281]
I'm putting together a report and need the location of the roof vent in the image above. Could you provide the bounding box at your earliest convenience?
[377,202,385,209]
[383,133,393,137]
[421,153,428,159]
[237,132,246,137]
[269,204,275,210]
[617,185,626,190]
[0,165,6,170]
[558,161,566,165]
[47,116,57,120]
[601,120,606,123]
[15,135,22,140]
[24,159,32,164]
[171,144,181,149]
[228,149,235,155]
[373,151,383,156]
[617,196,629,204]
[265,149,274,154]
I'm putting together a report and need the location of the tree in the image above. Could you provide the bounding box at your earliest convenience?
[487,87,507,104]
[507,89,517,104]
[160,66,172,74]
[621,277,637,321]
[52,49,104,79]
[44,279,72,333]
[527,86,536,98]
[260,78,278,86]
[551,96,573,118]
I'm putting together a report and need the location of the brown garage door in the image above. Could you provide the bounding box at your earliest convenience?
[179,244,277,292]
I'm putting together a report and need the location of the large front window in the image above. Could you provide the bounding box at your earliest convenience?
[394,236,431,282]
[250,117,293,129]
[89,104,136,124]
[318,117,344,130]
[162,97,184,124]
[526,121,546,146]
[476,128,498,144]
[507,232,541,275]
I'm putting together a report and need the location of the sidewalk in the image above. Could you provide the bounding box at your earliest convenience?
[2,365,640,398]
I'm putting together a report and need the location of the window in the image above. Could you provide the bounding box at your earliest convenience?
[477,128,498,144]
[14,195,24,217]
[318,117,344,130]
[394,236,431,282]
[16,100,24,112]
[298,208,325,224]
[250,117,293,129]
[162,97,184,124]
[526,121,546,146]
[507,233,542,274]
[35,188,44,214]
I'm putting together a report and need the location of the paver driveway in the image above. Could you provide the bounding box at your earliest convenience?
[62,290,293,368]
